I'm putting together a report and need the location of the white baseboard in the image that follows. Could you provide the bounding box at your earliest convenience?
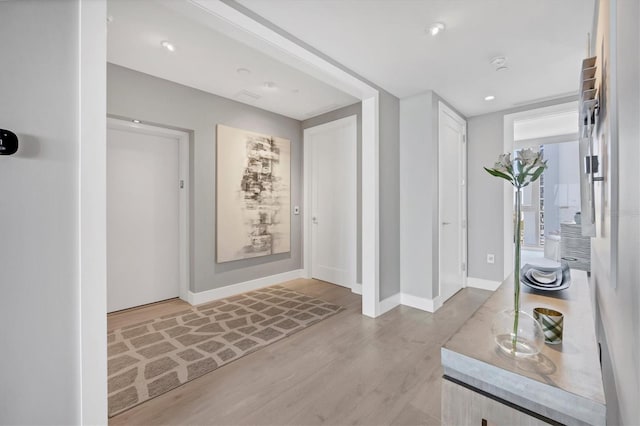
[187,269,304,306]
[400,293,443,313]
[351,283,362,295]
[376,292,443,316]
[378,293,401,315]
[467,277,502,291]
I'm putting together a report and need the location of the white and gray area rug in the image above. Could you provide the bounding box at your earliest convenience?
[107,285,344,416]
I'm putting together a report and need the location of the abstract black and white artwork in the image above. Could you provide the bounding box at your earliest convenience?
[216,125,290,263]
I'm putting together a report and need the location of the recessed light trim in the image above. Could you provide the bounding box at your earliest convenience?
[160,40,175,52]
[428,22,445,36]
[132,119,141,123]
[484,95,496,101]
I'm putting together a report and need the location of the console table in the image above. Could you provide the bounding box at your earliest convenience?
[441,271,605,425]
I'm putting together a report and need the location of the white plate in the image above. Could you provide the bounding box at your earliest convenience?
[531,269,557,284]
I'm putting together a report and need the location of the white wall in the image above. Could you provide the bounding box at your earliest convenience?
[590,0,640,424]
[0,1,86,423]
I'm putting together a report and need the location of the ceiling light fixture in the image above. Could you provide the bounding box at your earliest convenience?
[263,81,277,90]
[132,119,141,123]
[160,40,175,52]
[428,22,445,36]
[484,95,495,101]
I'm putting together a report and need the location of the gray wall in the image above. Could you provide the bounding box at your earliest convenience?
[400,92,437,299]
[379,92,401,300]
[301,103,362,284]
[590,0,640,424]
[0,1,82,423]
[108,64,303,293]
[467,95,578,282]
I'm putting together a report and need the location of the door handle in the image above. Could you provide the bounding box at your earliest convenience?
[442,222,451,226]
[312,216,318,224]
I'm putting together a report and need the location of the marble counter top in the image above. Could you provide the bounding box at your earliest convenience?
[442,270,606,425]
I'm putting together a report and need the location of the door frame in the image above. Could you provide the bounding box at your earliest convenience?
[438,102,468,299]
[303,115,358,291]
[81,1,381,421]
[107,117,190,303]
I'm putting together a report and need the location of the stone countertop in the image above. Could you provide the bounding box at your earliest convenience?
[442,270,606,425]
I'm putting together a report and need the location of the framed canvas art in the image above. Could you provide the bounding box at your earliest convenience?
[216,124,291,263]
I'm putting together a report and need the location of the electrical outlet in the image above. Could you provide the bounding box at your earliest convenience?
[487,254,495,264]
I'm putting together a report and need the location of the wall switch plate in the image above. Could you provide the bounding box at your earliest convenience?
[293,206,300,215]
[487,254,495,264]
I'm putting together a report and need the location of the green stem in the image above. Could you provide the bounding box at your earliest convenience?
[513,187,522,353]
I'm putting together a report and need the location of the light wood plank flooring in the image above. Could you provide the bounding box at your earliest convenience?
[108,279,490,425]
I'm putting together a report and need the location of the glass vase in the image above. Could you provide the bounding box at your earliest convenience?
[492,309,544,357]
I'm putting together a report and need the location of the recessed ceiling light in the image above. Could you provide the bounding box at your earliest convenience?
[428,22,445,36]
[160,40,175,52]
[263,81,277,90]
[132,119,141,123]
[236,68,251,75]
[484,95,495,101]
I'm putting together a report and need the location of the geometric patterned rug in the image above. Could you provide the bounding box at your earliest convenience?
[107,285,344,417]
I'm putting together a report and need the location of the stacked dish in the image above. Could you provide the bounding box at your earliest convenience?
[520,262,571,291]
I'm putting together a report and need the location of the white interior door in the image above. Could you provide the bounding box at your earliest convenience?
[107,123,184,312]
[305,116,357,288]
[439,103,467,303]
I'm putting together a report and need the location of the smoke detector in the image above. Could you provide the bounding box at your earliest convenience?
[490,56,509,71]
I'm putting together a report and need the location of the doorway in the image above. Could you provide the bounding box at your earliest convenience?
[438,102,468,303]
[107,118,189,312]
[303,115,357,290]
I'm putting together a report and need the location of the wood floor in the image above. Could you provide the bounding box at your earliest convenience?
[108,279,490,426]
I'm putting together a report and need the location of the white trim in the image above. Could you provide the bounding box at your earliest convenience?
[187,269,304,305]
[361,95,380,317]
[79,0,107,423]
[515,133,579,149]
[377,292,445,314]
[303,115,358,287]
[351,283,363,295]
[466,277,502,292]
[378,293,401,316]
[106,118,191,305]
[400,293,443,313]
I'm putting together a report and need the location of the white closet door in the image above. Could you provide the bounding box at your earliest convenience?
[107,126,180,312]
[307,117,357,288]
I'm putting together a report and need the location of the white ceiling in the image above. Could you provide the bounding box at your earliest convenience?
[107,0,358,121]
[237,0,595,117]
